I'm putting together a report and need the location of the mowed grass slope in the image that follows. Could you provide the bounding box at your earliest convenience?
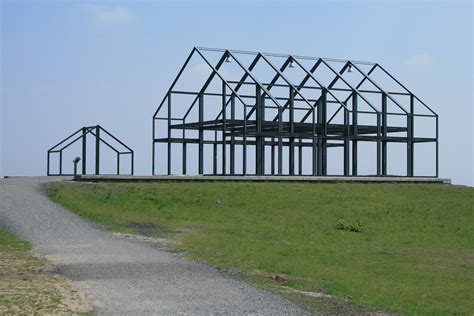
[48,181,474,314]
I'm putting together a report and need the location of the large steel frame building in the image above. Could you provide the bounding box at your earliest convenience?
[152,47,438,177]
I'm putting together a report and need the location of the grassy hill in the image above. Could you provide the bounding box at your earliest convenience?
[48,181,474,314]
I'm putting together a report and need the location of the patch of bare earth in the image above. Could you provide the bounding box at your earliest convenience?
[0,249,93,314]
[251,270,398,315]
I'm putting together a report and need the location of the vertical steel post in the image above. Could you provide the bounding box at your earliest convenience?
[298,139,303,175]
[317,98,323,176]
[117,153,120,175]
[321,89,327,175]
[271,138,275,175]
[352,93,358,176]
[261,90,265,175]
[182,119,186,175]
[377,113,381,176]
[317,89,327,175]
[435,115,439,177]
[198,94,204,174]
[47,152,50,176]
[243,104,247,175]
[407,94,414,176]
[213,131,217,175]
[289,87,295,175]
[278,106,283,175]
[230,94,235,175]
[343,107,350,176]
[95,126,100,175]
[152,119,155,175]
[255,86,265,175]
[167,94,172,175]
[312,108,317,176]
[59,151,63,175]
[131,152,134,175]
[222,82,227,175]
[82,127,87,175]
[381,93,388,175]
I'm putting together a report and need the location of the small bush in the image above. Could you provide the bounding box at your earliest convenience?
[336,219,364,233]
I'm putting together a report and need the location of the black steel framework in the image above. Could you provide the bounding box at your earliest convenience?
[152,47,438,177]
[47,125,134,176]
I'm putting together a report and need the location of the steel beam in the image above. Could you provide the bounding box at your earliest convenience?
[407,95,414,176]
[312,108,317,176]
[198,94,204,174]
[377,113,381,176]
[167,95,171,175]
[95,126,100,175]
[382,93,388,175]
[271,138,275,175]
[82,127,87,175]
[230,94,235,175]
[352,93,358,176]
[255,86,265,175]
[243,105,247,175]
[213,128,217,175]
[436,115,439,177]
[289,87,295,175]
[321,89,327,175]
[343,108,350,176]
[317,89,327,175]
[59,151,62,175]
[298,139,303,175]
[152,119,155,175]
[182,122,187,175]
[278,106,283,175]
[117,153,120,175]
[222,82,227,175]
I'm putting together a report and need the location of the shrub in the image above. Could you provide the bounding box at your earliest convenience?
[336,219,364,233]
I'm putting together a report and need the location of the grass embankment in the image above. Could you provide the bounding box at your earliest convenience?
[48,181,474,314]
[0,229,92,314]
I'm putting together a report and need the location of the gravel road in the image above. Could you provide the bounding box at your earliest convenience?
[0,177,311,315]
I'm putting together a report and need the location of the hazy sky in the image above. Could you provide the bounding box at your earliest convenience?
[1,0,473,186]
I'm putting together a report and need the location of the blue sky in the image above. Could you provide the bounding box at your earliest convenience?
[1,0,473,185]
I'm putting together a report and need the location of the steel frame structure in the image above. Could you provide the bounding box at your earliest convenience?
[152,47,438,177]
[47,125,134,176]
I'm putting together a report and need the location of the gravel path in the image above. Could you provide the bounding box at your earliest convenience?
[0,177,310,315]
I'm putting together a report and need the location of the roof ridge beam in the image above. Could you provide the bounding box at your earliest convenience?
[154,48,197,118]
[87,130,120,154]
[225,50,283,108]
[348,62,408,113]
[289,57,351,120]
[99,126,134,152]
[182,51,231,120]
[247,56,294,119]
[259,53,315,110]
[195,48,249,107]
[48,127,83,151]
[212,54,262,120]
[270,59,323,122]
[319,59,379,113]
[55,127,98,152]
[375,64,437,116]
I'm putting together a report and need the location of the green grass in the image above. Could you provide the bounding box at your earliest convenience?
[0,229,92,314]
[48,181,474,314]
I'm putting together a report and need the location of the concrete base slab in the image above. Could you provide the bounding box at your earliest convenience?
[76,175,451,184]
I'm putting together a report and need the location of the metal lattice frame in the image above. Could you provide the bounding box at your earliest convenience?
[152,47,438,177]
[47,125,134,176]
